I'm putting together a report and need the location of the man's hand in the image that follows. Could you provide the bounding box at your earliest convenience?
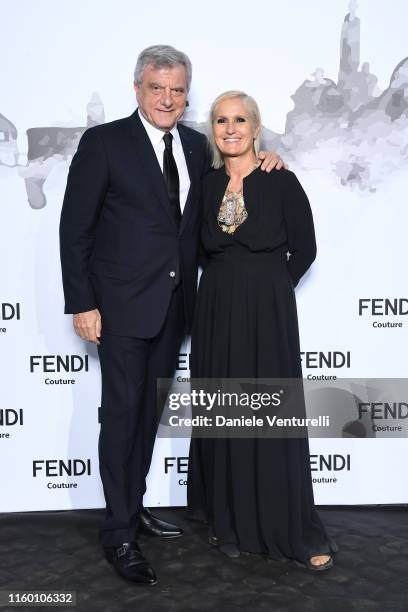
[258,150,288,172]
[73,309,102,345]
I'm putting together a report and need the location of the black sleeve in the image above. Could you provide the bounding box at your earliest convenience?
[59,127,108,314]
[197,135,213,270]
[201,134,213,177]
[282,170,317,287]
[198,241,210,271]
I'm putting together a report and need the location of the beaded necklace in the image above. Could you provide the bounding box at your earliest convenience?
[217,160,260,234]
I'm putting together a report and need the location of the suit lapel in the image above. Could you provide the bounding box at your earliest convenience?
[129,111,177,229]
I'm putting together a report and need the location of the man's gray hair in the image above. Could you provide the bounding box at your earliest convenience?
[134,45,192,91]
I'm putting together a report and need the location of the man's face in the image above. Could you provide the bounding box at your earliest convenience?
[134,64,188,132]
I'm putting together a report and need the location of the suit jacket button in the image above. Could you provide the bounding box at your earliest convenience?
[169,271,176,278]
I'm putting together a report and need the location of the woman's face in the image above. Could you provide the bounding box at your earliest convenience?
[213,97,259,160]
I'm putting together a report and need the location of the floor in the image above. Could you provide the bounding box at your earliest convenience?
[0,506,407,611]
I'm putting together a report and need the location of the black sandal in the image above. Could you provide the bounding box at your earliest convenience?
[305,555,334,572]
[208,535,240,558]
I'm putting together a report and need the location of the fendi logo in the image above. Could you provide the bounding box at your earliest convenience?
[29,355,89,373]
[301,351,351,380]
[359,402,407,433]
[164,456,188,486]
[301,351,351,369]
[0,408,24,439]
[310,453,351,484]
[359,402,408,419]
[359,298,408,315]
[32,458,92,490]
[0,303,21,320]
[177,353,191,371]
[164,457,188,474]
[359,299,407,328]
[310,454,351,471]
[0,408,23,426]
[33,459,92,477]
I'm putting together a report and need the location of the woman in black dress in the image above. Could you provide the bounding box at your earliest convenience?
[187,91,336,570]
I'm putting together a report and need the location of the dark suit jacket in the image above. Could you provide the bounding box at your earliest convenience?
[59,110,209,338]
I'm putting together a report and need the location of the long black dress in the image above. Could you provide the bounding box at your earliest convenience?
[187,165,336,562]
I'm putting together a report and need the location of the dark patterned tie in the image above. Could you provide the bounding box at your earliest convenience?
[163,132,181,227]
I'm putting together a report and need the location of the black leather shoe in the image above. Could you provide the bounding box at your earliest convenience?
[104,541,157,585]
[139,507,183,538]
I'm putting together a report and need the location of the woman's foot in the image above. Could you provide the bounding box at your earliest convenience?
[208,534,240,558]
[208,527,218,547]
[218,543,240,558]
[306,554,333,571]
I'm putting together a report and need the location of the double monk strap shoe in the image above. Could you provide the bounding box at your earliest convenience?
[139,507,183,538]
[104,541,157,585]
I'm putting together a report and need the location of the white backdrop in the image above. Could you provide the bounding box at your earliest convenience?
[1,0,408,511]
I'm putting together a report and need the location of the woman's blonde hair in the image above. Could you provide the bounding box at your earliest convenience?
[208,90,262,169]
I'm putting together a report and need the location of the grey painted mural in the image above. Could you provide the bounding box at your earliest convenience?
[17,93,104,209]
[0,93,104,209]
[1,2,407,207]
[0,113,18,167]
[189,1,408,193]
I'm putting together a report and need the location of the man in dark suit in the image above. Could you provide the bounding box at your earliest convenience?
[60,44,283,585]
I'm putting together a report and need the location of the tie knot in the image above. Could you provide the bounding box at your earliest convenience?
[163,132,173,150]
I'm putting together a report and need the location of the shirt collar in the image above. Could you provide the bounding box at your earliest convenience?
[137,108,180,149]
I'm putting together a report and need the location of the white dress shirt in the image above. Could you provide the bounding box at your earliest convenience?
[138,109,191,214]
